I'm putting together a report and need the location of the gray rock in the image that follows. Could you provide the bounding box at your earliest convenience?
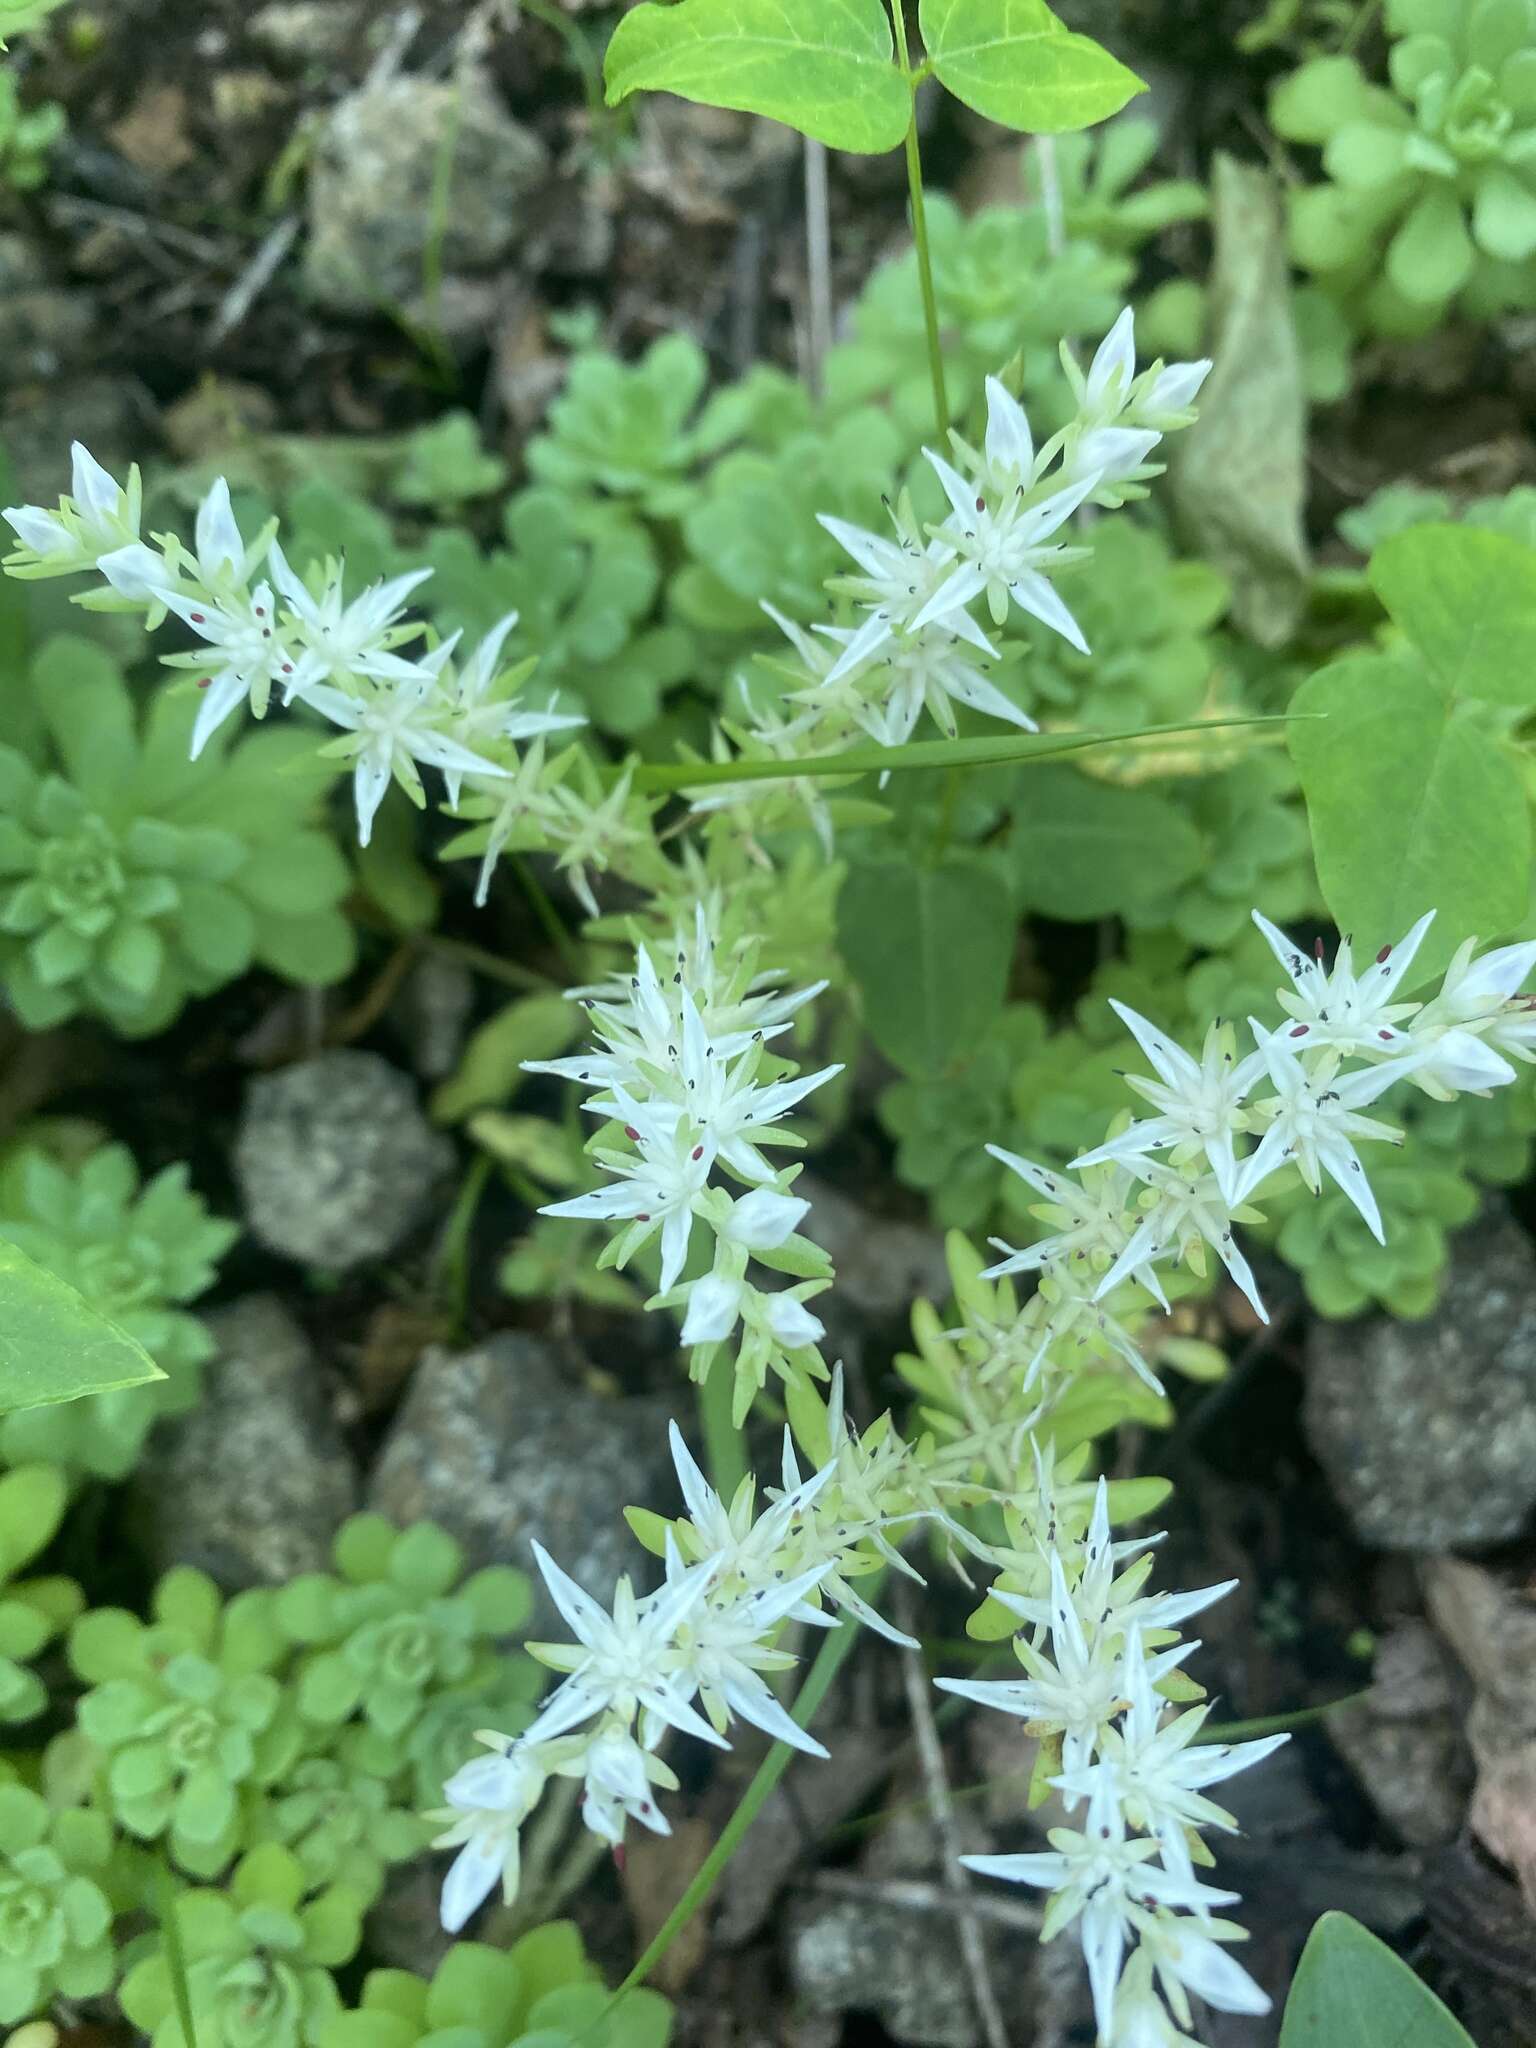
[304,70,546,316]
[787,1888,1034,2048]
[129,1296,357,1587]
[798,1175,950,1321]
[1328,1621,1473,1849]
[367,1333,674,1637]
[234,1049,454,1270]
[1304,1207,1536,1551]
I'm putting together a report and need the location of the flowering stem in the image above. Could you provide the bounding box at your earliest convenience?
[888,1,949,440]
[590,1593,872,2022]
[697,1350,749,1501]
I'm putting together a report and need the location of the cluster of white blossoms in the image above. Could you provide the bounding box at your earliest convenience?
[433,1375,936,1931]
[708,310,1210,796]
[524,907,843,1424]
[0,444,588,859]
[982,906,1536,1343]
[940,1473,1287,2046]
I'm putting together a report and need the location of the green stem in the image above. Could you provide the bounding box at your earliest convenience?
[154,1865,201,2048]
[888,2,948,440]
[628,711,1294,793]
[698,1351,749,1501]
[592,1601,868,2024]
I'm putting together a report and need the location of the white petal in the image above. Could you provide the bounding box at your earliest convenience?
[1007,567,1089,653]
[1087,307,1137,410]
[4,505,72,554]
[440,1835,504,1933]
[681,1273,742,1346]
[983,376,1035,482]
[194,476,244,577]
[70,442,123,521]
[188,670,250,760]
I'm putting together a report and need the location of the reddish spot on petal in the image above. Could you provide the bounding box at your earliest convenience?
[975,496,986,513]
[190,612,206,624]
[692,1145,704,1160]
[636,1213,650,1223]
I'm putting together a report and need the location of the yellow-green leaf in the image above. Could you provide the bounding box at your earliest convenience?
[604,0,913,154]
[918,0,1143,134]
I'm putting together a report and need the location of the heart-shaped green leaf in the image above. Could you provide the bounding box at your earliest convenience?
[1370,522,1536,706]
[603,0,913,154]
[1281,1912,1476,2048]
[1289,649,1529,981]
[919,0,1143,133]
[0,1241,163,1414]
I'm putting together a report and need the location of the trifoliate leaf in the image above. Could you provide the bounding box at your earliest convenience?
[603,0,913,154]
[0,1241,162,1416]
[838,855,1012,1079]
[919,0,1144,134]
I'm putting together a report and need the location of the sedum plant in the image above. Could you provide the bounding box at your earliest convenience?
[70,1569,299,1879]
[120,1844,363,2048]
[0,631,355,1035]
[273,1516,533,1743]
[1273,0,1536,335]
[0,1464,80,1725]
[0,1785,117,2025]
[319,1924,672,2048]
[0,1141,236,1481]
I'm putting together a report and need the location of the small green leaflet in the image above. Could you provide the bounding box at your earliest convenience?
[0,1240,163,1415]
[1370,522,1536,708]
[603,0,913,155]
[838,855,1012,1077]
[1280,1913,1476,2048]
[918,0,1143,134]
[1289,650,1529,984]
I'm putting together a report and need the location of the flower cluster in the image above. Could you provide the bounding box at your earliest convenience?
[433,1390,928,1930]
[525,907,842,1425]
[2,446,583,849]
[728,310,1211,780]
[983,908,1536,1343]
[941,1476,1286,2045]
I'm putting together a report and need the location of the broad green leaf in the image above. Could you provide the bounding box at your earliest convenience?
[0,1241,163,1415]
[1169,154,1310,646]
[919,0,1143,133]
[1370,523,1536,706]
[1009,765,1202,920]
[1289,651,1529,982]
[603,0,913,154]
[1280,1912,1475,2048]
[838,856,1012,1077]
[431,992,580,1123]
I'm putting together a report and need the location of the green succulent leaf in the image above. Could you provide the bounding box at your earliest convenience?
[918,0,1144,134]
[603,0,913,154]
